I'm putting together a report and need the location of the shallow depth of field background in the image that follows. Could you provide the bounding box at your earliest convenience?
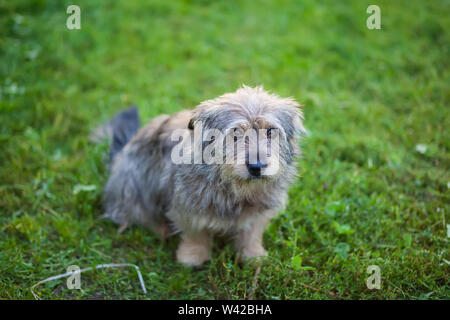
[0,0,448,299]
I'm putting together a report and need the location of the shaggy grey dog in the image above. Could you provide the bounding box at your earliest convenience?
[97,86,305,266]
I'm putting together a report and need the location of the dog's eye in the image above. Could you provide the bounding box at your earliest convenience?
[267,128,273,138]
[233,128,243,142]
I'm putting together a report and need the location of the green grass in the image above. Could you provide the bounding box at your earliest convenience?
[0,0,449,299]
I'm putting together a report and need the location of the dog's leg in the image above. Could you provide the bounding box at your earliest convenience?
[176,230,212,267]
[235,216,271,261]
[152,222,172,240]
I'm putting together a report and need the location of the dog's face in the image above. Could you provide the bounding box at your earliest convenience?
[189,86,305,183]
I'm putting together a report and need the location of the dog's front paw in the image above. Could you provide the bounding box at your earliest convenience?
[176,242,210,267]
[240,245,268,261]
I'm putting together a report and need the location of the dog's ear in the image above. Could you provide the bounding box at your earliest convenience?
[188,102,212,130]
[291,107,306,136]
[188,117,195,130]
[275,98,306,160]
[278,98,306,137]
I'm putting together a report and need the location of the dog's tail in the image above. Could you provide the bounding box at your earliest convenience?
[90,106,140,164]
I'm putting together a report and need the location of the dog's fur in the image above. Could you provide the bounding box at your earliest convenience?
[99,86,305,266]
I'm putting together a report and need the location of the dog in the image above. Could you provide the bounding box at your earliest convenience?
[95,86,305,266]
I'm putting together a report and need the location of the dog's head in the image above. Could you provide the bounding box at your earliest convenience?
[188,86,305,183]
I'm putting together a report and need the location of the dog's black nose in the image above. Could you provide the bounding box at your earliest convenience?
[247,162,267,177]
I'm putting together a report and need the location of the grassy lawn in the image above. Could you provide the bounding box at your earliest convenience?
[0,0,448,299]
